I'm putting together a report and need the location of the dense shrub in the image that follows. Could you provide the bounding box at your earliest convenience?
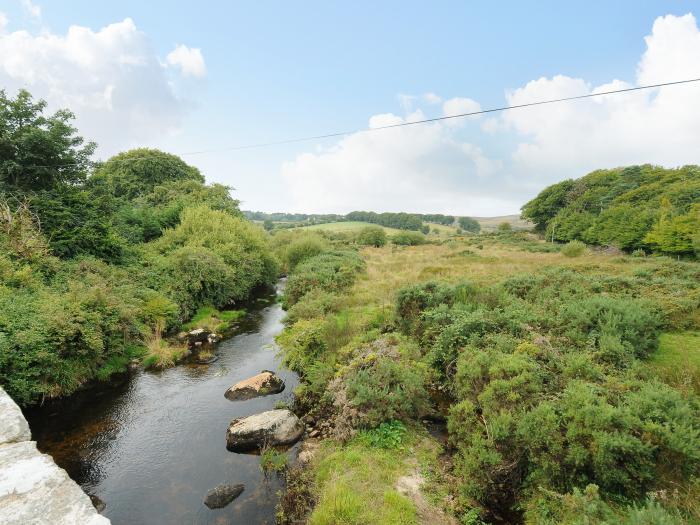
[151,206,277,315]
[390,231,427,246]
[284,251,364,306]
[356,226,387,247]
[328,337,429,439]
[284,234,330,271]
[561,239,586,257]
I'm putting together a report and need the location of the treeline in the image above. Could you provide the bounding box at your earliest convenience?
[0,89,277,404]
[244,211,344,223]
[522,164,700,256]
[246,210,486,232]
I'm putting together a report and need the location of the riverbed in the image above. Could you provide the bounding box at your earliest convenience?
[25,282,298,525]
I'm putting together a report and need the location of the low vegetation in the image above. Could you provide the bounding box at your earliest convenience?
[277,226,700,524]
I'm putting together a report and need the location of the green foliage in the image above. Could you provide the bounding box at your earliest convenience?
[281,233,330,272]
[329,337,429,436]
[522,165,700,256]
[645,202,700,257]
[390,231,427,246]
[357,226,387,247]
[346,210,423,231]
[0,89,95,192]
[260,447,288,473]
[30,185,125,261]
[498,222,512,232]
[150,206,277,317]
[458,217,481,233]
[561,240,586,257]
[284,251,365,306]
[90,148,204,200]
[356,420,407,449]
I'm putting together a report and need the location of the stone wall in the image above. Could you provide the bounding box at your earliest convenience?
[0,387,110,525]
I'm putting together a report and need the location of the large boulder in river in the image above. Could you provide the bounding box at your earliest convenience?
[203,483,244,509]
[224,370,285,401]
[226,409,304,452]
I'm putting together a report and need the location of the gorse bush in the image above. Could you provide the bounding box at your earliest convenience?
[284,251,364,306]
[328,337,429,440]
[561,239,586,257]
[390,231,427,246]
[356,226,387,247]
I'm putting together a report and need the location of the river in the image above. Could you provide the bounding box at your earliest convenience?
[24,281,298,525]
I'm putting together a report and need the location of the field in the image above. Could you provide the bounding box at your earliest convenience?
[299,221,405,234]
[471,214,532,231]
[277,233,700,525]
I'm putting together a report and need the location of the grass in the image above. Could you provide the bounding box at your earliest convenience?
[648,332,700,394]
[142,321,187,369]
[308,430,427,525]
[282,236,700,523]
[96,344,145,380]
[260,445,288,473]
[299,221,405,235]
[472,214,532,232]
[182,305,245,332]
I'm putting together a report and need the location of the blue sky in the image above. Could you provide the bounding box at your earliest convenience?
[1,1,700,214]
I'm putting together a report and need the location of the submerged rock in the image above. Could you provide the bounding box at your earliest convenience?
[89,494,106,513]
[226,409,304,452]
[203,483,244,509]
[224,370,285,401]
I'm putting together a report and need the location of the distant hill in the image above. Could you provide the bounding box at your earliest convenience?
[472,215,532,232]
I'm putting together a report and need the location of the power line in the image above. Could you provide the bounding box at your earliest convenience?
[15,76,700,168]
[180,77,700,156]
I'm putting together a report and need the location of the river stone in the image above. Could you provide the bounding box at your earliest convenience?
[0,387,30,444]
[203,483,244,509]
[224,370,285,401]
[187,328,210,345]
[226,409,304,452]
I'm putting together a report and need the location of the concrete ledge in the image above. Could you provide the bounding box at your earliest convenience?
[0,387,110,525]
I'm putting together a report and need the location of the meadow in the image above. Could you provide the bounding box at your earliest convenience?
[275,230,700,525]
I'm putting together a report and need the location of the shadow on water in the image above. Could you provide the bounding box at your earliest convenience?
[25,280,298,525]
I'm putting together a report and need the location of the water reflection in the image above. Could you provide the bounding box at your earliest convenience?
[25,283,298,525]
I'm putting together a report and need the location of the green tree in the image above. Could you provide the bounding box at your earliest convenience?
[458,216,481,233]
[357,226,387,247]
[0,89,95,192]
[89,148,204,200]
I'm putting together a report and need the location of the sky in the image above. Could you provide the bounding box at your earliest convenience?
[1,1,700,215]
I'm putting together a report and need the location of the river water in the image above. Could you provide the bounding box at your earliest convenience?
[24,282,298,525]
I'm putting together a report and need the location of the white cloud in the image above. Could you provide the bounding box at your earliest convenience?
[442,97,481,127]
[282,111,511,215]
[423,92,442,104]
[166,44,206,78]
[282,13,700,215]
[0,13,7,32]
[21,0,41,19]
[0,18,203,156]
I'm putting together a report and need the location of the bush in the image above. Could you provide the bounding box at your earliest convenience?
[356,226,387,247]
[151,206,277,315]
[283,234,330,271]
[284,251,365,306]
[561,240,586,257]
[390,231,426,246]
[328,337,429,439]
